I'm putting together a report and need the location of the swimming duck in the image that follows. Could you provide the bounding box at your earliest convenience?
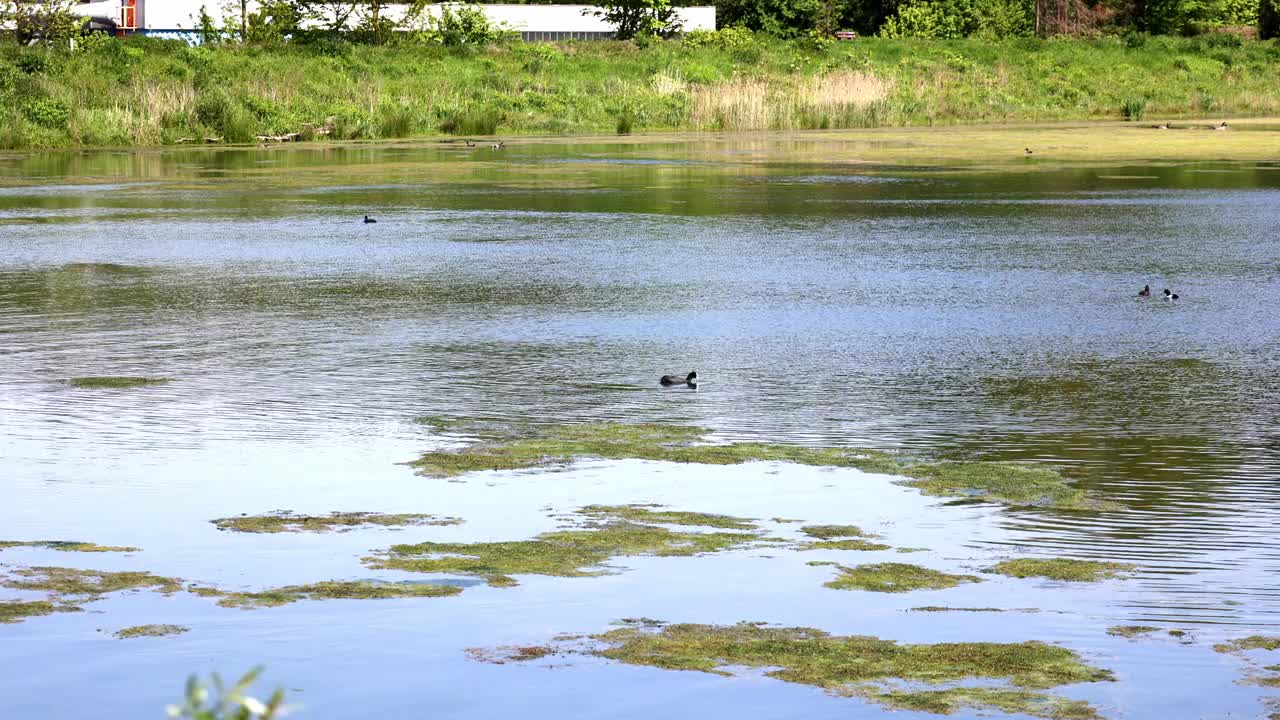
[363,215,377,224]
[1024,148,1033,155]
[491,141,505,150]
[465,140,476,147]
[1138,284,1151,298]
[1153,123,1170,130]
[1163,288,1179,300]
[1214,121,1229,131]
[659,371,697,386]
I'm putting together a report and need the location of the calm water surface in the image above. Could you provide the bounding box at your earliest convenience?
[1,137,1279,719]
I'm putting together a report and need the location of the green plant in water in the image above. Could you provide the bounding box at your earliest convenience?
[68,376,171,389]
[1106,625,1160,638]
[211,511,462,533]
[579,504,758,530]
[116,624,189,639]
[1,566,183,597]
[0,600,81,624]
[1214,636,1280,653]
[406,422,1113,511]
[489,621,1110,718]
[167,667,287,720]
[987,558,1137,582]
[822,562,982,592]
[191,580,462,609]
[367,511,762,587]
[0,540,139,552]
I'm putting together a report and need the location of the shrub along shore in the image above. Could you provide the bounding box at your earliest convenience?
[1,31,1278,150]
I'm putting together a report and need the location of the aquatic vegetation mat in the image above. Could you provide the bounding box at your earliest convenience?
[409,422,1111,510]
[367,505,764,587]
[821,563,982,593]
[190,580,462,609]
[211,511,462,534]
[1214,636,1280,653]
[485,621,1111,719]
[67,376,172,389]
[0,541,139,553]
[114,624,188,639]
[0,600,81,624]
[1106,625,1160,638]
[988,559,1137,582]
[0,566,183,597]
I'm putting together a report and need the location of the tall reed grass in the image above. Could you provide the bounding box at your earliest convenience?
[0,33,1277,149]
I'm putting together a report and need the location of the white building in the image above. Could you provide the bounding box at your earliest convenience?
[72,1,715,41]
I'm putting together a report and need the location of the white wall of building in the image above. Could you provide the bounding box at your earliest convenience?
[134,1,714,34]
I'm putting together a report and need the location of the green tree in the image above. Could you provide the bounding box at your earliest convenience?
[586,0,683,39]
[2,0,84,45]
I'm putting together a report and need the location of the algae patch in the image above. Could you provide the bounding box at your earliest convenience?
[823,563,982,593]
[1,566,182,597]
[487,621,1111,719]
[366,505,764,587]
[191,580,462,609]
[368,522,760,588]
[1106,625,1160,638]
[800,524,875,540]
[0,541,139,553]
[0,600,81,624]
[851,687,1100,719]
[114,624,188,639]
[406,422,1110,510]
[988,558,1137,582]
[211,511,463,534]
[579,504,757,530]
[1214,636,1280,653]
[67,376,171,389]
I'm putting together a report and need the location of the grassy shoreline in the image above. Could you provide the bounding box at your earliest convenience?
[2,33,1279,150]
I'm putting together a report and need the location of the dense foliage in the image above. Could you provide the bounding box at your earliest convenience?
[2,0,1266,44]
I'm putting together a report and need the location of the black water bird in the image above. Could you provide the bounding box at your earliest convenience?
[1163,288,1179,300]
[491,141,505,150]
[1138,285,1151,298]
[660,371,697,387]
[465,140,476,147]
[1024,148,1033,154]
[363,215,377,224]
[1214,121,1229,131]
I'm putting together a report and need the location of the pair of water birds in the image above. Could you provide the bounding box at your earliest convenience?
[1138,285,1179,300]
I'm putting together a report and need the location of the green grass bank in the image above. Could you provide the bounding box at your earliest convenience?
[2,32,1279,149]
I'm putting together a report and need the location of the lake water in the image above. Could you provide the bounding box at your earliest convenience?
[2,134,1279,719]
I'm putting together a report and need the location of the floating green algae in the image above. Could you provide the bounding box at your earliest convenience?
[988,559,1137,582]
[788,524,891,551]
[850,686,1100,719]
[367,521,761,588]
[1214,636,1280,653]
[211,511,463,534]
[911,606,1016,613]
[114,624,189,639]
[192,580,463,609]
[1106,625,1160,638]
[485,621,1110,718]
[800,525,874,539]
[578,504,757,530]
[405,422,1111,510]
[823,563,982,593]
[0,600,81,624]
[0,541,139,553]
[0,566,182,597]
[67,376,171,389]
